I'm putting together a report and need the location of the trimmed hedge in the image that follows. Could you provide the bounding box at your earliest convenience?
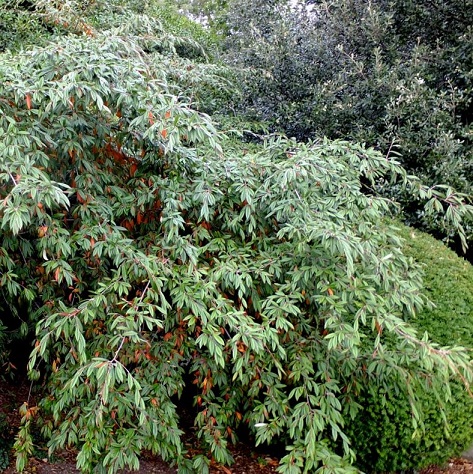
[347,223,473,472]
[399,226,473,348]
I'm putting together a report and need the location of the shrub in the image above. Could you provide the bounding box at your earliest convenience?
[347,223,473,472]
[399,225,473,346]
[148,0,222,58]
[0,0,67,52]
[1,2,473,473]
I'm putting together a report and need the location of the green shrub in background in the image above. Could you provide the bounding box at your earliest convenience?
[0,0,65,52]
[347,223,473,472]
[400,224,473,346]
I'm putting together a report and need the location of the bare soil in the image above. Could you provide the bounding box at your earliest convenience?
[1,379,472,474]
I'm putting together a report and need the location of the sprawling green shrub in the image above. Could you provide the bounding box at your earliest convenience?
[170,0,229,32]
[347,224,473,472]
[1,2,473,474]
[150,0,222,57]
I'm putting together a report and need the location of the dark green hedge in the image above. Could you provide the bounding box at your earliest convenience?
[348,223,473,472]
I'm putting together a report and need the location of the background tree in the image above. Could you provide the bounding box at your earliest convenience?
[221,0,473,255]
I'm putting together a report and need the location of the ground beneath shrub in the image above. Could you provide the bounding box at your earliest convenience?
[1,379,472,474]
[1,448,279,473]
[2,458,473,474]
[422,459,473,474]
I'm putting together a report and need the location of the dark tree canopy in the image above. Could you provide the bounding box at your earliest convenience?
[221,0,473,254]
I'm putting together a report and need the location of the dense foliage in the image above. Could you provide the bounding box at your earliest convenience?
[0,415,9,471]
[221,0,473,253]
[0,0,60,52]
[400,226,473,346]
[1,1,473,474]
[347,224,473,472]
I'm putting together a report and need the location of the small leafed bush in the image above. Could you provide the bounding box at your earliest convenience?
[347,224,473,472]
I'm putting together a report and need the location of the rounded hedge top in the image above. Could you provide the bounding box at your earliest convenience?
[396,223,473,348]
